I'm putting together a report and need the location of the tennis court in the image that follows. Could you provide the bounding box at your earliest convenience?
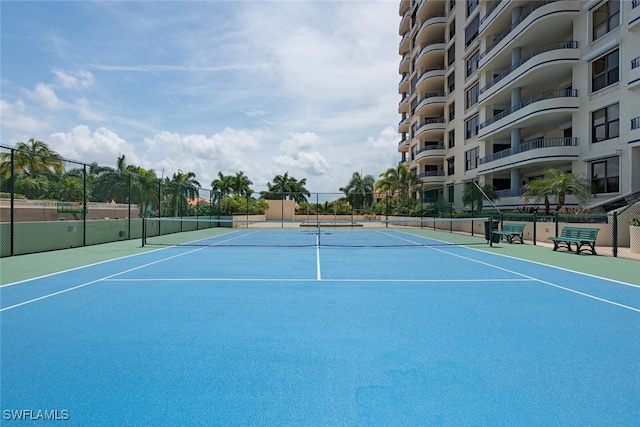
[1,221,639,426]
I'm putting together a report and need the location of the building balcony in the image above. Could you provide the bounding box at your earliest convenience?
[478,137,579,174]
[398,136,410,151]
[399,0,410,19]
[398,115,410,133]
[412,92,446,116]
[414,144,446,163]
[479,0,580,69]
[479,41,579,103]
[399,53,410,74]
[398,73,409,93]
[631,117,640,144]
[478,89,579,140]
[399,10,411,36]
[630,57,640,90]
[398,93,410,114]
[413,118,446,139]
[415,13,447,46]
[415,40,446,70]
[416,171,446,185]
[415,67,446,93]
[399,32,411,55]
[630,0,640,30]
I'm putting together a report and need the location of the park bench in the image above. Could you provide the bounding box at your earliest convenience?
[548,226,600,255]
[492,223,526,244]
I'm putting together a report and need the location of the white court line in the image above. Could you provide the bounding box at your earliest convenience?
[102,278,531,283]
[386,231,640,313]
[316,234,321,281]
[0,246,208,312]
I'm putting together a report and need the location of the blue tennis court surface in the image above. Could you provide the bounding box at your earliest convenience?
[1,229,639,426]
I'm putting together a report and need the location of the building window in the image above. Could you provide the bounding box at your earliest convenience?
[466,50,479,77]
[449,0,456,12]
[465,115,479,139]
[448,102,455,121]
[449,18,456,41]
[465,15,479,48]
[465,83,479,109]
[448,43,455,67]
[592,103,619,143]
[448,129,455,148]
[447,71,455,94]
[447,157,455,175]
[467,0,479,17]
[447,184,454,203]
[593,0,620,41]
[592,49,619,92]
[465,147,479,171]
[591,157,619,194]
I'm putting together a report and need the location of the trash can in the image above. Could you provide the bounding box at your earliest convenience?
[484,219,501,244]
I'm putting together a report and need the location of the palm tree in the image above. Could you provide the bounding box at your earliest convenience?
[262,172,310,203]
[340,172,375,210]
[165,170,201,217]
[230,171,253,197]
[462,181,498,214]
[211,172,234,197]
[0,138,64,180]
[375,164,419,202]
[523,168,592,214]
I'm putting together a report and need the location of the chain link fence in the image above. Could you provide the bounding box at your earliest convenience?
[1,143,639,260]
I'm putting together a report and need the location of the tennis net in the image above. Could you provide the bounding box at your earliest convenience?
[142,217,492,248]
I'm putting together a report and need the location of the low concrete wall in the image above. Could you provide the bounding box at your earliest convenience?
[0,199,138,222]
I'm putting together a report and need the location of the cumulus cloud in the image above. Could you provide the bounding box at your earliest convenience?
[0,99,51,134]
[274,132,331,177]
[27,83,63,110]
[49,125,139,166]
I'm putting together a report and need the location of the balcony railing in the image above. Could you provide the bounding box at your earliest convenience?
[479,137,578,165]
[495,188,526,198]
[481,0,504,24]
[632,117,640,130]
[632,57,640,70]
[479,89,578,130]
[416,171,445,179]
[634,0,640,8]
[480,41,578,94]
[415,145,445,155]
[413,118,446,133]
[480,0,558,61]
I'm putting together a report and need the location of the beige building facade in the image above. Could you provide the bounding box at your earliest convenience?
[398,0,640,212]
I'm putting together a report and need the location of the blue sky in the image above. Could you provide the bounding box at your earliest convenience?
[1,0,401,194]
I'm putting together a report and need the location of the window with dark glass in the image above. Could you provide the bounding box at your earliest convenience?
[592,49,619,92]
[592,103,619,143]
[465,115,479,139]
[467,0,479,17]
[465,15,479,48]
[465,147,479,171]
[448,102,455,121]
[447,71,455,93]
[448,43,456,67]
[591,157,619,193]
[448,129,455,148]
[447,157,455,175]
[449,18,456,41]
[465,83,479,109]
[593,0,620,41]
[466,50,479,77]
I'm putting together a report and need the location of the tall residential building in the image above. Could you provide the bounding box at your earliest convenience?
[398,0,640,212]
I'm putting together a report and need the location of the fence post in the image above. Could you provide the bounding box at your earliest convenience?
[83,164,87,247]
[555,213,559,236]
[613,212,618,258]
[9,149,15,256]
[533,212,537,245]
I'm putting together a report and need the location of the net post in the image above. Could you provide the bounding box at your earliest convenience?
[533,212,537,245]
[613,211,618,257]
[142,217,146,247]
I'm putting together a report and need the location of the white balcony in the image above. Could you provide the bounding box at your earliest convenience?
[478,89,579,140]
[478,137,580,174]
[629,57,640,90]
[630,0,640,30]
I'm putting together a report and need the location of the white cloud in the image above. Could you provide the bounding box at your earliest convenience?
[0,99,51,135]
[52,68,95,90]
[27,83,63,110]
[49,125,139,166]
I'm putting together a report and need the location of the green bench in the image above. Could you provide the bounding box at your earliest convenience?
[548,226,600,255]
[492,223,526,244]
